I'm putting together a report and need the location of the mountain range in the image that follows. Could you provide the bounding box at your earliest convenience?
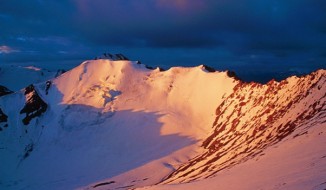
[0,59,325,190]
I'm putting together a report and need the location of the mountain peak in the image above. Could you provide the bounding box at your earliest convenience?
[0,59,325,190]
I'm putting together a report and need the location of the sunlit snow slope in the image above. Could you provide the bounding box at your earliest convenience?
[161,69,326,184]
[0,59,325,190]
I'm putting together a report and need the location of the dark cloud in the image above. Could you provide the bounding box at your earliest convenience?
[0,0,325,82]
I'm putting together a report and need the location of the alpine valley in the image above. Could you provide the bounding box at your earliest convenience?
[0,58,325,190]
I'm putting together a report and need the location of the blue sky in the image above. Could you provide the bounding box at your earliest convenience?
[0,0,325,82]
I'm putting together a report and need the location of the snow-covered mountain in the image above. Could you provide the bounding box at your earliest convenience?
[0,59,325,190]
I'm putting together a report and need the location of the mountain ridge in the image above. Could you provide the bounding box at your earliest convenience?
[161,67,325,184]
[0,59,325,190]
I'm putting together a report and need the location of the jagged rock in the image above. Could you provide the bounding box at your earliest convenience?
[99,53,129,61]
[20,84,48,125]
[115,53,129,60]
[45,80,52,95]
[136,60,163,71]
[108,53,113,59]
[203,65,216,72]
[158,67,165,72]
[0,85,13,97]
[145,65,155,70]
[162,69,326,183]
[227,70,240,80]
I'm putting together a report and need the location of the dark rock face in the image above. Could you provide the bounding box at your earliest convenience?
[101,53,129,60]
[0,108,8,123]
[20,85,48,125]
[158,67,166,72]
[45,81,52,95]
[227,70,240,80]
[203,65,216,73]
[115,53,129,60]
[0,85,13,97]
[145,65,154,70]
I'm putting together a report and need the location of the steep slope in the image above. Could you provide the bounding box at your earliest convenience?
[0,59,237,189]
[140,118,326,190]
[0,59,324,190]
[161,70,326,184]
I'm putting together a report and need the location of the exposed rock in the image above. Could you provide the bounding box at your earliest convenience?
[101,53,129,60]
[227,70,240,80]
[135,60,164,71]
[0,85,13,97]
[93,181,115,188]
[162,69,326,184]
[115,53,129,60]
[20,85,48,125]
[158,67,166,72]
[203,65,216,72]
[45,80,52,95]
[145,65,154,70]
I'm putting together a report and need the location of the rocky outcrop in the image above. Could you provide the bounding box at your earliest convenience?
[202,65,216,72]
[99,53,129,60]
[20,85,48,125]
[0,85,13,97]
[45,80,52,95]
[227,70,240,80]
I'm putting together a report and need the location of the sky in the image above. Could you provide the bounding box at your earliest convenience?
[0,0,325,82]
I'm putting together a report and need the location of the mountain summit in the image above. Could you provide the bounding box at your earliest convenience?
[0,59,325,190]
